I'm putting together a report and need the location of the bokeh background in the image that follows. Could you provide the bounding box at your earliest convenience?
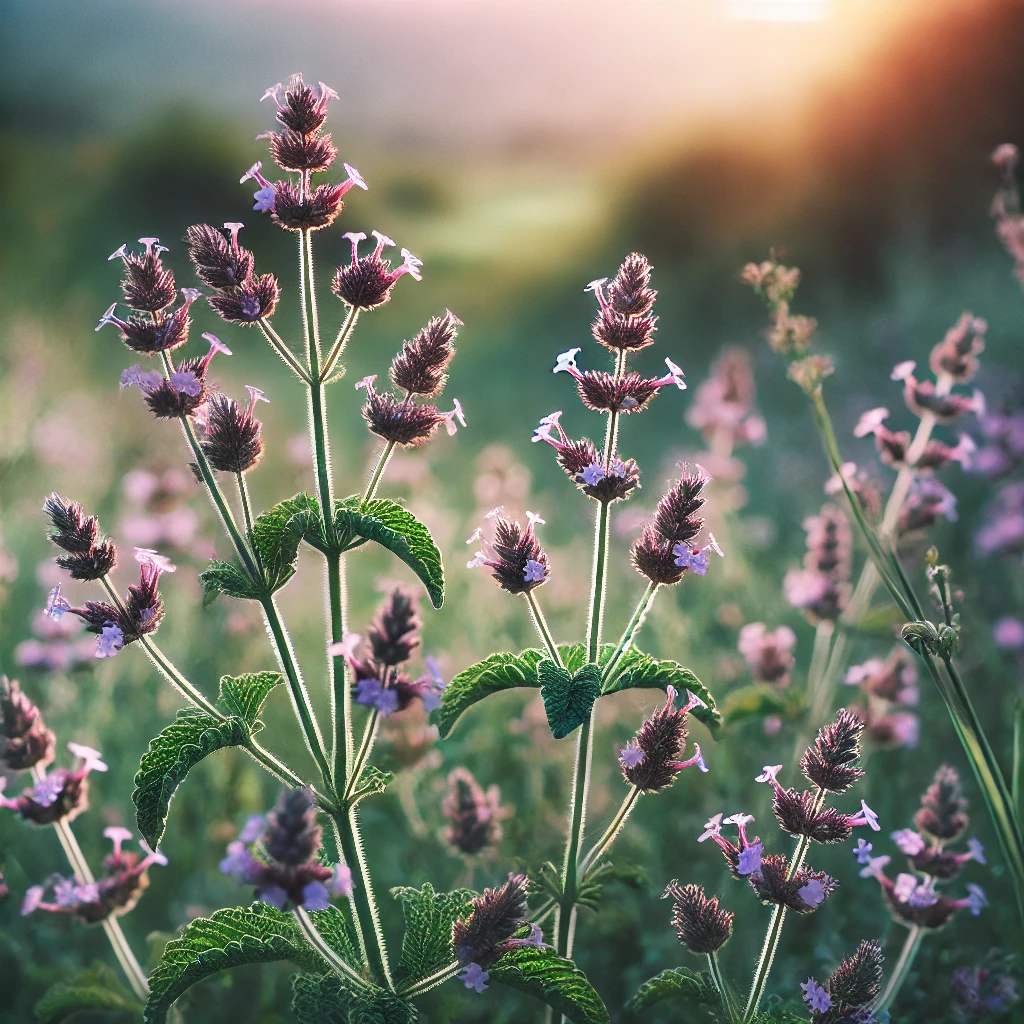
[4,0,1024,1019]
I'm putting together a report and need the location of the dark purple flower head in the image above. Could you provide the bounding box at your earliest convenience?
[44,494,119,581]
[185,222,257,290]
[332,231,423,310]
[0,742,106,825]
[737,623,797,687]
[129,356,211,419]
[263,127,337,173]
[620,687,708,792]
[950,957,1020,1022]
[390,310,461,398]
[914,764,969,842]
[200,385,268,474]
[441,766,509,856]
[96,289,198,355]
[0,676,56,772]
[892,360,985,424]
[653,464,710,544]
[786,504,851,623]
[262,74,337,135]
[749,852,836,914]
[207,273,280,325]
[825,939,884,1013]
[452,873,530,967]
[271,180,350,232]
[358,375,462,447]
[367,585,422,667]
[663,881,733,954]
[589,254,658,352]
[800,708,865,794]
[553,349,685,413]
[929,313,987,385]
[111,238,177,313]
[900,476,959,535]
[467,509,549,595]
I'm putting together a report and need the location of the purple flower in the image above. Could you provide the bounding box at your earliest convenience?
[891,828,926,856]
[673,543,709,575]
[966,883,988,915]
[552,347,582,375]
[459,962,490,993]
[797,877,827,908]
[330,863,354,897]
[120,365,163,391]
[698,813,724,842]
[581,462,607,486]
[858,854,891,879]
[993,617,1024,649]
[169,369,202,396]
[32,775,64,808]
[219,840,257,881]
[300,881,331,911]
[95,624,124,659]
[258,883,289,910]
[239,815,266,844]
[755,764,783,786]
[853,838,874,865]
[44,584,69,622]
[801,978,832,1014]
[523,559,546,583]
[618,743,646,769]
[736,840,763,877]
[852,799,880,831]
[967,838,986,864]
[355,678,400,716]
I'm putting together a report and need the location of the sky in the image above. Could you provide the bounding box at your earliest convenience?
[6,0,974,159]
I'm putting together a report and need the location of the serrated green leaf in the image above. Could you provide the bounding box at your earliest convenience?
[216,671,283,726]
[145,904,328,1024]
[334,498,444,608]
[293,972,419,1024]
[132,710,248,848]
[391,882,475,985]
[199,559,264,603]
[253,493,328,586]
[603,649,720,732]
[625,966,714,1016]
[540,660,601,739]
[430,644,589,739]
[719,683,792,727]
[577,861,648,911]
[306,904,366,974]
[35,962,142,1023]
[489,947,610,1024]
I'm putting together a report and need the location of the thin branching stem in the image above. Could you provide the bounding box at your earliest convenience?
[708,951,740,1023]
[601,581,659,687]
[294,906,370,990]
[526,590,563,667]
[363,440,396,504]
[399,959,463,998]
[873,924,923,1015]
[258,318,311,383]
[321,305,360,383]
[345,708,382,802]
[578,786,642,875]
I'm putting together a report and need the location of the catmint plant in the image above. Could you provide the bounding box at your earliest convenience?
[432,251,723,980]
[8,73,625,1024]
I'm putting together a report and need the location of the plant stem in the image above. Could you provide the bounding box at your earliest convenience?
[791,618,836,762]
[399,959,463,998]
[586,503,612,665]
[601,581,659,688]
[236,472,262,572]
[345,708,381,801]
[330,810,392,988]
[1014,698,1024,820]
[33,766,149,1001]
[578,786,642,875]
[555,714,594,961]
[708,951,739,1023]
[874,924,923,1014]
[258,318,311,383]
[362,440,396,504]
[321,305,361,383]
[261,594,333,787]
[743,789,825,1020]
[328,552,351,791]
[294,906,369,989]
[526,590,564,667]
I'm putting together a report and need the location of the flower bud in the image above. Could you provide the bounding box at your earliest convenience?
[914,764,969,842]
[390,311,460,398]
[663,882,733,954]
[799,708,865,794]
[44,494,118,581]
[185,223,256,289]
[452,873,530,967]
[201,394,265,474]
[0,677,56,772]
[441,767,509,856]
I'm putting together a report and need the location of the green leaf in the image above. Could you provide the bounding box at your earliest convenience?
[199,559,264,603]
[603,649,720,732]
[35,962,143,1023]
[351,765,395,805]
[132,710,248,848]
[489,946,610,1024]
[540,660,601,739]
[334,498,444,608]
[391,882,475,985]
[430,643,589,739]
[305,904,365,975]
[625,966,713,1016]
[292,974,419,1024]
[719,683,793,727]
[145,904,328,1024]
[217,671,283,727]
[253,493,328,588]
[577,861,648,911]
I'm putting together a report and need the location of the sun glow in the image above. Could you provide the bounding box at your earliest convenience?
[723,0,828,20]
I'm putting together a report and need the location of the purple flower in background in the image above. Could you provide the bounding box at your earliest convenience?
[801,978,832,1014]
[891,828,927,856]
[459,962,490,993]
[854,839,874,864]
[993,617,1024,649]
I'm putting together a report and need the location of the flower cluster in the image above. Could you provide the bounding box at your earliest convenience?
[784,503,852,622]
[950,955,1020,1022]
[685,347,767,452]
[357,311,464,447]
[22,826,167,924]
[741,257,818,358]
[0,741,106,825]
[617,686,708,792]
[441,766,511,857]
[855,764,988,930]
[737,622,797,688]
[452,873,544,992]
[467,507,550,595]
[333,230,422,312]
[844,647,919,750]
[799,939,884,1021]
[220,789,352,912]
[332,585,446,717]
[0,676,56,771]
[663,881,734,955]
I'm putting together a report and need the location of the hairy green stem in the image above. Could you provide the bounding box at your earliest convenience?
[578,786,641,875]
[258,318,311,383]
[328,553,351,791]
[601,581,659,687]
[345,708,382,802]
[33,765,150,1001]
[1014,698,1024,821]
[526,590,564,667]
[708,951,740,1023]
[236,472,262,572]
[261,594,333,786]
[330,811,392,987]
[294,906,370,989]
[398,959,463,998]
[362,440,396,504]
[743,788,824,1020]
[321,305,360,383]
[874,924,923,1014]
